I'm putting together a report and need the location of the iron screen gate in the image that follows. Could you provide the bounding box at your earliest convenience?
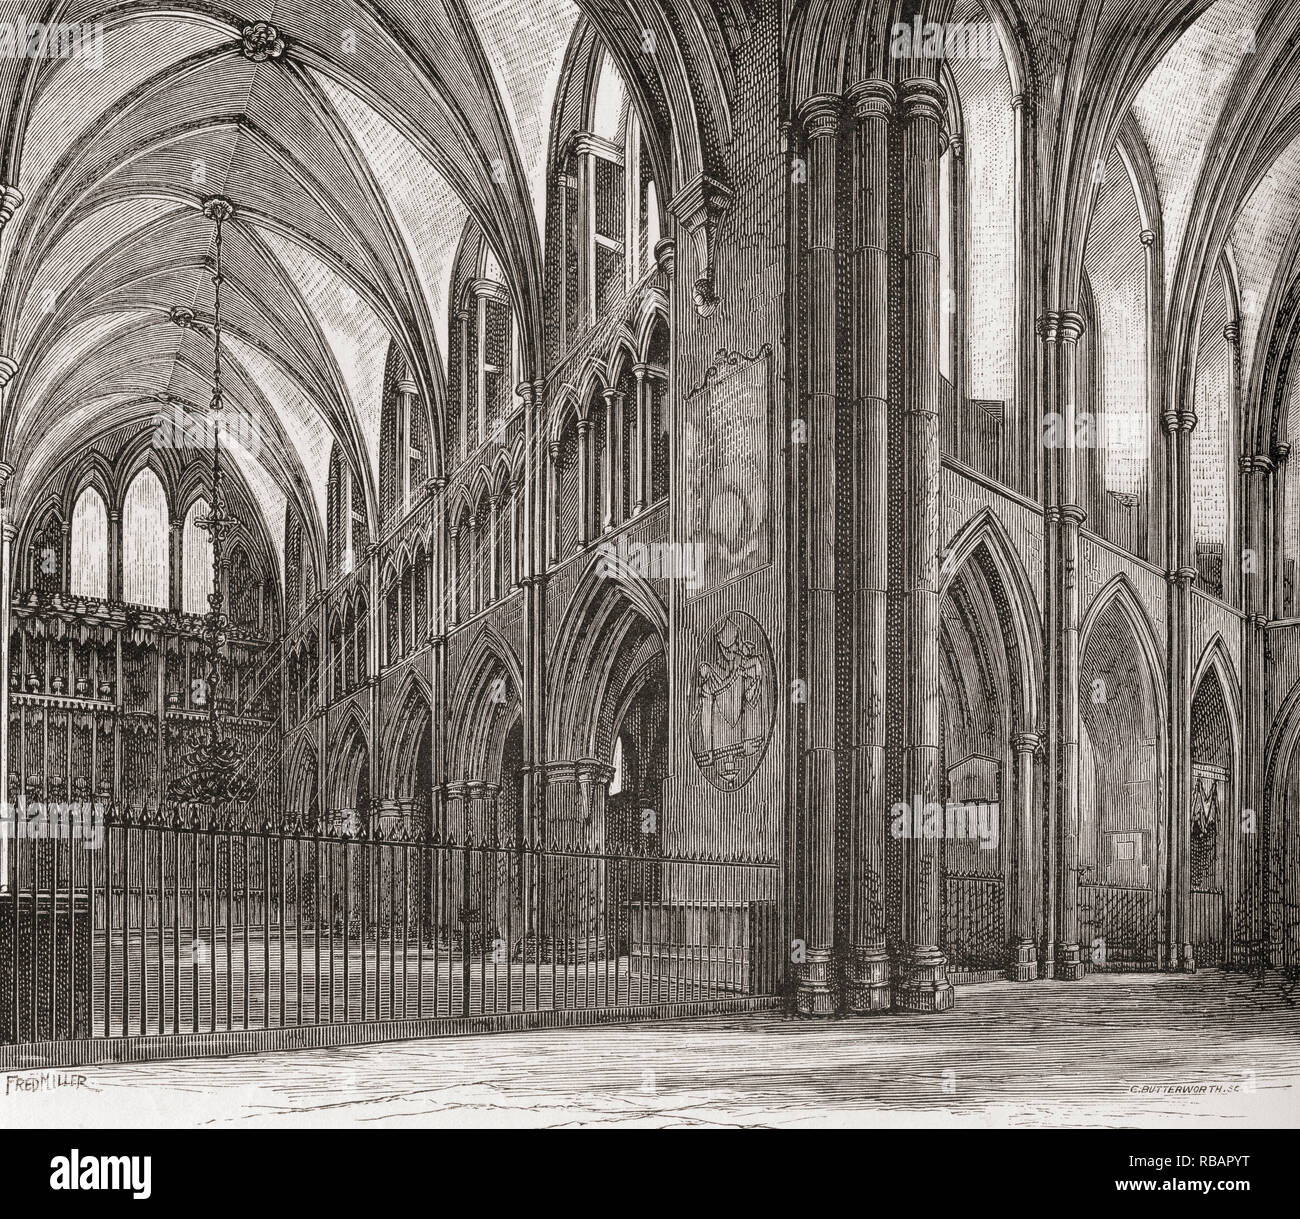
[1078,883,1158,970]
[942,872,1006,973]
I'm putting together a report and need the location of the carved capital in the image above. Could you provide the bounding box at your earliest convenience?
[847,78,895,123]
[798,94,843,141]
[899,77,948,134]
[1057,311,1085,344]
[652,237,676,278]
[515,379,544,408]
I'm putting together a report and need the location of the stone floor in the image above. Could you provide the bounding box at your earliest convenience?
[3,971,1298,1128]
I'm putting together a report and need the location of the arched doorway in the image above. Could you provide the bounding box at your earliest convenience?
[937,532,1037,980]
[446,635,525,949]
[1078,588,1165,970]
[547,573,667,853]
[546,571,668,961]
[327,715,370,835]
[384,679,434,838]
[285,735,318,826]
[1189,663,1234,967]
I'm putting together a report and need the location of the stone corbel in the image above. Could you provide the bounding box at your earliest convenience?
[666,173,732,317]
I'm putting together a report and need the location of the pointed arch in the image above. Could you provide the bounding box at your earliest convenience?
[68,484,109,600]
[60,451,115,524]
[327,705,370,812]
[605,333,638,387]
[940,508,1043,728]
[121,465,169,608]
[1190,633,1243,770]
[180,496,213,616]
[1079,574,1169,725]
[546,556,668,761]
[284,731,319,820]
[447,625,524,781]
[381,671,434,803]
[1077,575,1168,922]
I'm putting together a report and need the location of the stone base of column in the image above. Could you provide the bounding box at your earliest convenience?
[1055,941,1084,980]
[794,948,838,1016]
[843,944,891,1012]
[1181,943,1196,973]
[894,945,954,1012]
[1007,939,1038,982]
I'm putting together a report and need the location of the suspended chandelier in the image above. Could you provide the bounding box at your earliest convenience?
[168,195,255,807]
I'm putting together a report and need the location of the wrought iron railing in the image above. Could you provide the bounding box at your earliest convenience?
[1,809,779,1046]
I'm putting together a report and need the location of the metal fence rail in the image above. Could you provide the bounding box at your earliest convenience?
[1078,883,1158,969]
[1,810,779,1046]
[943,872,1006,972]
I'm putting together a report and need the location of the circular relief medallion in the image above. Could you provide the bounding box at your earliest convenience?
[688,611,775,791]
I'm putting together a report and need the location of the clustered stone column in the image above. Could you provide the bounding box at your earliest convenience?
[456,308,471,455]
[791,74,971,1015]
[1055,310,1086,982]
[1011,731,1041,979]
[396,376,419,514]
[844,78,893,1014]
[428,474,447,838]
[793,92,841,1017]
[1240,452,1272,966]
[1011,92,1037,497]
[545,441,560,567]
[632,365,651,515]
[893,77,953,1012]
[1162,391,1198,972]
[1273,444,1290,616]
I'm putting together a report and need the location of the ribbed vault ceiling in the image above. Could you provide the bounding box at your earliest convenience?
[0,0,581,562]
